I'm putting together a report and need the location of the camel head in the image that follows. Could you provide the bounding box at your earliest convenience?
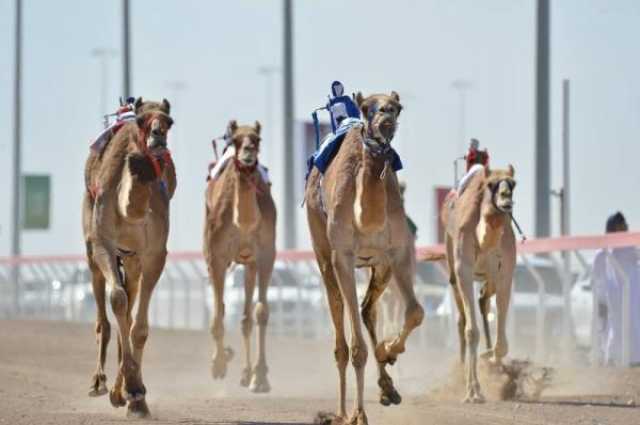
[134,97,174,149]
[355,91,403,144]
[484,165,516,214]
[227,120,262,169]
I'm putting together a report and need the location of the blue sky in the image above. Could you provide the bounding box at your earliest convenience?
[0,0,639,255]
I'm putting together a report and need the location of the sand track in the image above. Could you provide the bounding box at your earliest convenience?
[0,320,638,424]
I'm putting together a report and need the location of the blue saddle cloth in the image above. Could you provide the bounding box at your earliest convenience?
[306,118,403,178]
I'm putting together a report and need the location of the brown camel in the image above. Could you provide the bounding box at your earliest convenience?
[203,120,276,393]
[440,165,517,403]
[306,92,424,425]
[83,97,175,418]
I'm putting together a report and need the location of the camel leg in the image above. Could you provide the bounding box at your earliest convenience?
[250,255,274,393]
[109,257,143,408]
[208,259,232,379]
[374,247,424,370]
[127,253,163,418]
[239,263,256,388]
[478,285,493,351]
[87,242,110,397]
[361,265,401,407]
[332,249,368,425]
[453,236,484,404]
[318,256,348,421]
[447,236,467,365]
[91,238,143,409]
[451,284,467,365]
[492,254,515,365]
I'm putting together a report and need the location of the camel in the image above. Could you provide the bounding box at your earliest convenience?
[83,97,175,418]
[440,165,517,403]
[306,91,424,425]
[203,120,276,393]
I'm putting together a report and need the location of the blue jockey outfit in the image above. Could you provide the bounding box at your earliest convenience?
[307,81,403,178]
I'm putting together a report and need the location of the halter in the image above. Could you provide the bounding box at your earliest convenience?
[137,112,172,179]
[234,158,263,196]
[489,178,526,242]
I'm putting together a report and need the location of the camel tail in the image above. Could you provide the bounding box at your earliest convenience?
[420,252,446,262]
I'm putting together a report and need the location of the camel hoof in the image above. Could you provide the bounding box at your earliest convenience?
[211,347,233,379]
[313,412,346,425]
[249,373,271,393]
[109,389,127,408]
[127,399,151,419]
[88,374,108,397]
[380,388,402,406]
[348,409,368,425]
[480,349,494,360]
[240,367,252,387]
[462,392,486,404]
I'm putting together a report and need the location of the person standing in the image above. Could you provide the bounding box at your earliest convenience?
[592,212,640,366]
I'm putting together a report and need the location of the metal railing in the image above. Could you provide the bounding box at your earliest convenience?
[1,232,639,366]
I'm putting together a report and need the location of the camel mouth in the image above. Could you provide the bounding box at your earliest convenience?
[239,155,257,166]
[147,135,167,149]
[497,200,513,213]
[377,118,397,142]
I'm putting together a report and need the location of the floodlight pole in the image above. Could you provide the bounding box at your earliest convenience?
[11,0,23,316]
[122,0,131,99]
[283,0,296,249]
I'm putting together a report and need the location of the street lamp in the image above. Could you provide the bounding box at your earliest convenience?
[90,47,118,121]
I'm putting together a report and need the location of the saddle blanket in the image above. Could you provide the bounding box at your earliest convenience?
[457,164,484,195]
[208,146,270,183]
[306,117,403,178]
[89,110,136,153]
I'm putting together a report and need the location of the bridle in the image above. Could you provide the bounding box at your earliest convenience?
[361,105,396,180]
[233,143,263,196]
[489,178,526,241]
[137,112,173,179]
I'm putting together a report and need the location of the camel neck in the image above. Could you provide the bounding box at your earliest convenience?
[476,198,507,251]
[233,168,260,232]
[354,148,388,233]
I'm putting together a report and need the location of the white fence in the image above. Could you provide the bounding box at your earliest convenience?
[1,232,639,366]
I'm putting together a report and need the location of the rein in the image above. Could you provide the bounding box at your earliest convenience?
[137,112,169,179]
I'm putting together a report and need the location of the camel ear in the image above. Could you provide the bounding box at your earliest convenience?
[134,97,144,111]
[390,91,400,102]
[507,164,515,177]
[355,92,368,118]
[161,98,171,114]
[227,119,238,136]
[254,121,262,135]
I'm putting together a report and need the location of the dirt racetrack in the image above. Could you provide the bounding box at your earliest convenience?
[1,320,639,425]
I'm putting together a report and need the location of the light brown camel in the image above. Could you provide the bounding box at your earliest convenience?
[440,165,517,403]
[306,92,424,425]
[203,120,276,393]
[83,97,175,418]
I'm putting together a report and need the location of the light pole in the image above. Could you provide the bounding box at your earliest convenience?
[165,80,187,250]
[258,66,279,164]
[91,48,118,120]
[282,0,295,249]
[451,79,472,185]
[11,0,23,316]
[122,0,131,99]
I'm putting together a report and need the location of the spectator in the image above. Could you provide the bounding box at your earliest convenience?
[592,212,640,366]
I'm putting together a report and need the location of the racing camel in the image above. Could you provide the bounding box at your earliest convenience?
[306,91,424,425]
[440,164,517,403]
[203,120,276,393]
[83,98,175,418]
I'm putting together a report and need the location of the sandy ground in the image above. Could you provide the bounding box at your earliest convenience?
[0,320,639,425]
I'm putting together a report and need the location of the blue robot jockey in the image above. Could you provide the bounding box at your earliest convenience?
[307,81,402,177]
